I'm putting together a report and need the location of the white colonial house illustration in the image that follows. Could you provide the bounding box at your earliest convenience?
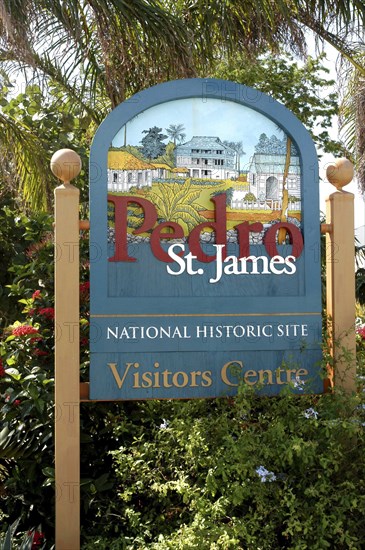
[107,151,186,190]
[231,135,301,211]
[174,136,238,180]
[108,150,153,191]
[150,162,173,179]
[248,153,300,200]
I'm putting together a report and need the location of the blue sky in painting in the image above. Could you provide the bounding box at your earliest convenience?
[112,97,285,169]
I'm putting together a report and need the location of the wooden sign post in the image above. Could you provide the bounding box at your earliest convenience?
[52,149,82,550]
[325,158,356,391]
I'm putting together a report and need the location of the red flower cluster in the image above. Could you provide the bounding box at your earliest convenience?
[80,281,90,295]
[38,307,55,320]
[5,394,20,406]
[34,349,49,356]
[28,530,45,549]
[0,357,5,377]
[32,290,42,300]
[357,325,365,339]
[12,325,39,337]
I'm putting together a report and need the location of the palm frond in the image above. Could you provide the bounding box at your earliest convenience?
[0,109,52,210]
[0,425,37,459]
[175,203,206,225]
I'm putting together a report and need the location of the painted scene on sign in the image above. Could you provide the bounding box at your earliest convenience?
[106,98,302,247]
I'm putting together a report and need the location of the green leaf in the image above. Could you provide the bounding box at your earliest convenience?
[42,466,55,479]
[27,385,39,400]
[35,398,45,413]
[7,368,21,379]
[23,374,37,381]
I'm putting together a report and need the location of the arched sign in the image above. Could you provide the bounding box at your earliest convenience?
[89,78,322,399]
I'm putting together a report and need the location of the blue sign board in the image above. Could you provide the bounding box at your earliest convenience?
[89,78,322,400]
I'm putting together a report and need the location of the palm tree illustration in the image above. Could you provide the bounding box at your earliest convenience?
[166,124,186,146]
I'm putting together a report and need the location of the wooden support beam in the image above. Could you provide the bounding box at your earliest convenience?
[320,223,332,234]
[325,158,356,392]
[80,382,90,401]
[52,149,82,549]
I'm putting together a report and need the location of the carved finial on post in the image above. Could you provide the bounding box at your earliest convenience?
[51,148,82,184]
[326,157,354,191]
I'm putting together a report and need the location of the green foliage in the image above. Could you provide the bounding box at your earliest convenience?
[212,188,234,205]
[215,53,343,156]
[165,124,186,146]
[0,198,30,327]
[190,178,227,186]
[355,245,365,304]
[0,83,91,210]
[0,213,85,539]
[140,127,168,161]
[356,268,365,304]
[288,195,301,203]
[146,180,206,231]
[0,294,55,530]
[79,386,365,549]
[154,142,176,167]
[0,198,60,327]
[152,178,185,185]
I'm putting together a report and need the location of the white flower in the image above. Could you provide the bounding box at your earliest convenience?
[159,419,169,429]
[292,375,305,391]
[303,407,319,419]
[255,465,277,482]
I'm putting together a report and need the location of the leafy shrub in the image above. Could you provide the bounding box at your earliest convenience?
[0,200,53,328]
[152,178,185,184]
[356,267,365,305]
[243,192,256,202]
[212,188,234,205]
[83,388,365,549]
[190,178,225,185]
[0,213,122,545]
